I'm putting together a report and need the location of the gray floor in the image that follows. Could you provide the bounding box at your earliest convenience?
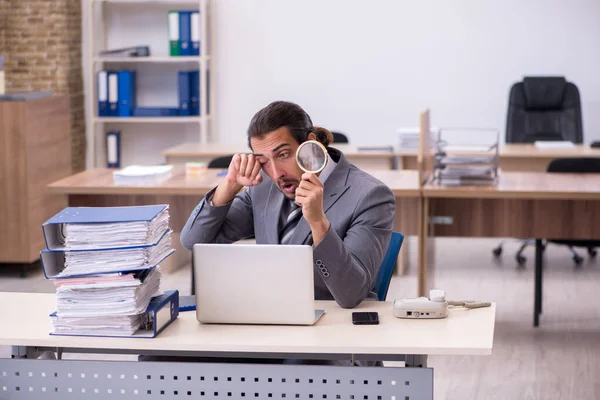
[1,237,599,400]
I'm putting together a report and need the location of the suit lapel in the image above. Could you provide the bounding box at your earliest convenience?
[290,149,352,245]
[265,183,285,244]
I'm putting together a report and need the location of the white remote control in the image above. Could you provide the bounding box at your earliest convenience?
[393,289,449,319]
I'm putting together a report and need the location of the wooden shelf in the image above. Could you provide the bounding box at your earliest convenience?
[93,0,199,4]
[93,56,210,63]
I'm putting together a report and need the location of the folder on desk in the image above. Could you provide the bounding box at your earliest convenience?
[49,289,180,338]
[179,11,192,56]
[191,11,200,56]
[97,71,108,116]
[40,229,174,279]
[42,204,170,251]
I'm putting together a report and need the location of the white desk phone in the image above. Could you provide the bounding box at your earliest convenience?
[393,289,491,319]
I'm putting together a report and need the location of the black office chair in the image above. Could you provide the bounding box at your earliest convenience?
[331,131,349,143]
[493,76,584,265]
[543,158,600,265]
[208,155,234,169]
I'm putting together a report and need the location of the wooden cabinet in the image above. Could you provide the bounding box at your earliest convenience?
[0,94,71,265]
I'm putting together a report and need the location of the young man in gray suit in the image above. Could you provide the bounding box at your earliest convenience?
[181,101,396,309]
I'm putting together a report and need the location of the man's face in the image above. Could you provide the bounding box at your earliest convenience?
[251,127,305,199]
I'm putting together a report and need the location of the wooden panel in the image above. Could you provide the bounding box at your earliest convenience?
[429,198,600,239]
[393,197,420,235]
[0,101,28,262]
[25,96,71,259]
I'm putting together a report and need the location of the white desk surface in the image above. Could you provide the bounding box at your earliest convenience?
[0,293,495,356]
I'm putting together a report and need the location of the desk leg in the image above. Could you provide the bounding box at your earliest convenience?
[534,239,543,327]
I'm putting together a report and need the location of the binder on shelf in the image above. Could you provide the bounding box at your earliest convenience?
[42,204,170,251]
[189,70,199,116]
[106,130,121,168]
[178,71,191,116]
[49,289,180,338]
[168,10,180,56]
[179,11,192,56]
[132,107,179,117]
[117,70,136,117]
[108,71,119,116]
[191,11,200,56]
[97,71,108,117]
[39,229,174,279]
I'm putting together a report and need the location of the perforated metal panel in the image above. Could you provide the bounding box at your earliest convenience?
[0,358,433,400]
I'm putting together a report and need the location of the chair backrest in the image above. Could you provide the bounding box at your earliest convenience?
[506,76,583,144]
[208,155,234,169]
[547,157,600,173]
[374,232,405,301]
[331,131,349,144]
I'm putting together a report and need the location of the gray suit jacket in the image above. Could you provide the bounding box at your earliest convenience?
[180,148,396,308]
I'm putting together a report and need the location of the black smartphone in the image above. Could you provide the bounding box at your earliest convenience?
[352,312,379,325]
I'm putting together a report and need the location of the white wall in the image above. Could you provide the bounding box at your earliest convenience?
[83,0,600,167]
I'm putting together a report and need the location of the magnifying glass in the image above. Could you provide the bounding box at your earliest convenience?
[296,140,329,173]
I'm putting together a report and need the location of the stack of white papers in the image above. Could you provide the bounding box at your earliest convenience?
[51,267,162,335]
[59,231,172,277]
[534,141,575,149]
[63,206,170,250]
[113,165,174,185]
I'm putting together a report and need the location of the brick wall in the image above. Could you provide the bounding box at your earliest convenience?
[1,0,85,172]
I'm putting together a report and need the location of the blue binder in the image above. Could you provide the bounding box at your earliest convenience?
[49,289,180,338]
[189,70,199,116]
[132,107,179,117]
[179,11,192,56]
[40,229,174,279]
[97,71,109,116]
[42,204,169,251]
[106,130,121,168]
[117,70,136,117]
[107,71,119,117]
[191,11,200,56]
[178,71,191,116]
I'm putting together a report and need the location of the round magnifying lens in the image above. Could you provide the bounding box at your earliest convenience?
[296,140,328,173]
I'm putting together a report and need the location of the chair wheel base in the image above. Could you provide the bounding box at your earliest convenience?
[516,255,526,266]
[588,248,597,258]
[492,247,502,257]
[573,255,584,265]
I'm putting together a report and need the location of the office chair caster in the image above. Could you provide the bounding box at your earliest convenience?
[516,254,526,266]
[588,248,597,258]
[492,246,502,257]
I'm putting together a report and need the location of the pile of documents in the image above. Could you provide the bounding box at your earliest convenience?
[113,165,174,185]
[40,204,176,337]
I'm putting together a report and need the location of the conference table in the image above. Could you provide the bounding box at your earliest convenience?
[0,292,496,400]
[420,172,600,326]
[163,142,600,172]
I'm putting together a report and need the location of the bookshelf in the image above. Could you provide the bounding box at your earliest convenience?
[84,0,212,168]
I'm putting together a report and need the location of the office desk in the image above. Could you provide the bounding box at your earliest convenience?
[163,143,400,170]
[0,292,496,399]
[420,172,600,326]
[401,143,600,171]
[47,167,422,270]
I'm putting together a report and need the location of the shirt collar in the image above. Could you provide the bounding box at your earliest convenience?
[317,152,337,184]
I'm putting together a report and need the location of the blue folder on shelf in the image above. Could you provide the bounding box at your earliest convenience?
[106,130,121,168]
[117,70,136,117]
[49,289,180,338]
[179,11,192,56]
[40,229,174,280]
[132,107,179,117]
[178,71,191,116]
[189,70,199,116]
[97,71,109,117]
[42,204,169,251]
[108,71,119,116]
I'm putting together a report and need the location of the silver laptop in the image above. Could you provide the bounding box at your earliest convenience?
[192,243,325,325]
